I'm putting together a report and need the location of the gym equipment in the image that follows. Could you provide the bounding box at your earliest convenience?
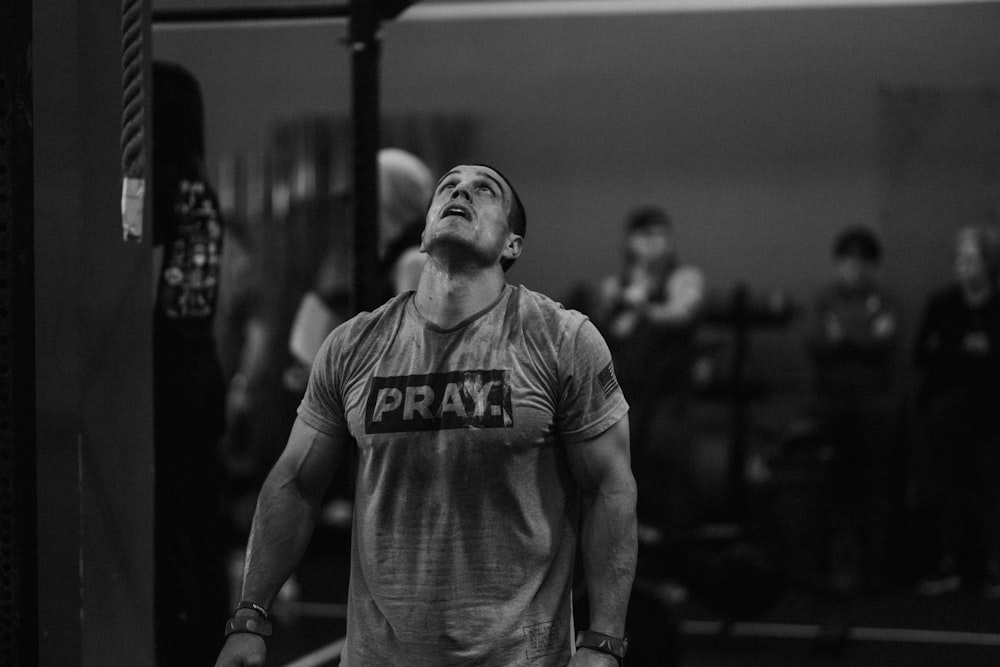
[150,0,416,312]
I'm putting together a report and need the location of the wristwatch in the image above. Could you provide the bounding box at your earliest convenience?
[225,600,273,639]
[576,630,628,665]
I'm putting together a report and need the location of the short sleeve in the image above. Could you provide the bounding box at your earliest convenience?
[297,326,349,436]
[555,318,629,443]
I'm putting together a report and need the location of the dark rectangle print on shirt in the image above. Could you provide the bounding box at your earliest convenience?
[365,369,514,433]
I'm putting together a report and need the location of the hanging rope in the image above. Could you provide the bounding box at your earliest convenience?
[121,0,146,242]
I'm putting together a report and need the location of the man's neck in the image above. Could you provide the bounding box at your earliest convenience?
[413,260,507,329]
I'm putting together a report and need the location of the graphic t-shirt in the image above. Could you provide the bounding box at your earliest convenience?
[298,284,629,666]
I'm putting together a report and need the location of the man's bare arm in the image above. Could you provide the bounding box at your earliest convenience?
[216,416,350,666]
[566,415,637,637]
[241,416,350,607]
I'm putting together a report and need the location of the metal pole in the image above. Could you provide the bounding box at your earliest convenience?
[152,3,350,25]
[1,0,38,661]
[152,0,413,314]
[349,0,381,313]
[728,282,750,521]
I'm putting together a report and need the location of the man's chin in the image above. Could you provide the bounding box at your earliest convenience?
[426,238,496,271]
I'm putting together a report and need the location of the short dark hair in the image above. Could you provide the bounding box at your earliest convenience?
[625,206,672,233]
[478,164,526,272]
[833,225,882,264]
[426,164,527,272]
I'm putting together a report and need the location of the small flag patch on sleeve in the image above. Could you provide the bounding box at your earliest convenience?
[598,361,620,398]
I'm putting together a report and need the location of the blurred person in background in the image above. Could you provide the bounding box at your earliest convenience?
[377,147,436,296]
[593,206,705,528]
[152,61,230,666]
[807,225,901,594]
[913,223,1000,597]
[283,147,435,395]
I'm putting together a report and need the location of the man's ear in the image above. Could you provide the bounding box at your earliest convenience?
[502,234,523,264]
[419,212,432,253]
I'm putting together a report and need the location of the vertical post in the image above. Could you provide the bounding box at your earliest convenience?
[349,0,381,313]
[728,283,750,521]
[1,0,38,663]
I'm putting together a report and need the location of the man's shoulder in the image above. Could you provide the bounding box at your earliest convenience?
[327,293,409,346]
[507,285,606,359]
[510,284,589,328]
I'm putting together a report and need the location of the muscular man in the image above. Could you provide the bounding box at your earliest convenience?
[215,164,637,666]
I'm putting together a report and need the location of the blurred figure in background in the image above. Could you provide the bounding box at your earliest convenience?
[275,149,437,564]
[151,61,230,665]
[913,223,1000,597]
[807,225,900,593]
[378,147,436,297]
[593,206,705,527]
[284,147,435,394]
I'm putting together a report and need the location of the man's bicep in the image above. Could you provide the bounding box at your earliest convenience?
[565,414,633,496]
[272,416,353,504]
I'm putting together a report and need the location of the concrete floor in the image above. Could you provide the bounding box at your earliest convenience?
[257,523,1000,667]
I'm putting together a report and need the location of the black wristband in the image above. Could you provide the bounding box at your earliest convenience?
[225,614,273,639]
[576,630,628,665]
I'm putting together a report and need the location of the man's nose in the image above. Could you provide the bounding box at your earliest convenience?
[450,183,472,201]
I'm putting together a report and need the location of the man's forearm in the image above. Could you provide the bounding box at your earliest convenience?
[580,481,638,636]
[240,470,322,608]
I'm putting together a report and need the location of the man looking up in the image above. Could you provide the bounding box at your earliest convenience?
[215,164,638,667]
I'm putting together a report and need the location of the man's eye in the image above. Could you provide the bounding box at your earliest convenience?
[478,185,495,196]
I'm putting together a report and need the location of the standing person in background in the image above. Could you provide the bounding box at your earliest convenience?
[215,163,637,667]
[266,148,438,614]
[285,148,435,393]
[593,206,704,526]
[152,61,230,665]
[807,225,900,593]
[377,147,436,297]
[914,223,1000,597]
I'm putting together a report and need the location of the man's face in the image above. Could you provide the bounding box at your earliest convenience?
[422,165,520,269]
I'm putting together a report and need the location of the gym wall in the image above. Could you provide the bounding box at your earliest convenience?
[34,0,155,664]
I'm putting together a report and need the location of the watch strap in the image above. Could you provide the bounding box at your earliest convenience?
[576,629,628,663]
[225,613,273,638]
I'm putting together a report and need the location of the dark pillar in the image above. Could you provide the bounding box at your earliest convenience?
[0,0,37,664]
[35,0,155,663]
[350,0,383,313]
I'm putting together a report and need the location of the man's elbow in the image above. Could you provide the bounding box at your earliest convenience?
[618,476,639,517]
[592,471,638,516]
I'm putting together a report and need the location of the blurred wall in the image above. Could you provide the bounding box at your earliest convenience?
[35,0,154,664]
[154,2,1000,393]
[155,2,1000,296]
